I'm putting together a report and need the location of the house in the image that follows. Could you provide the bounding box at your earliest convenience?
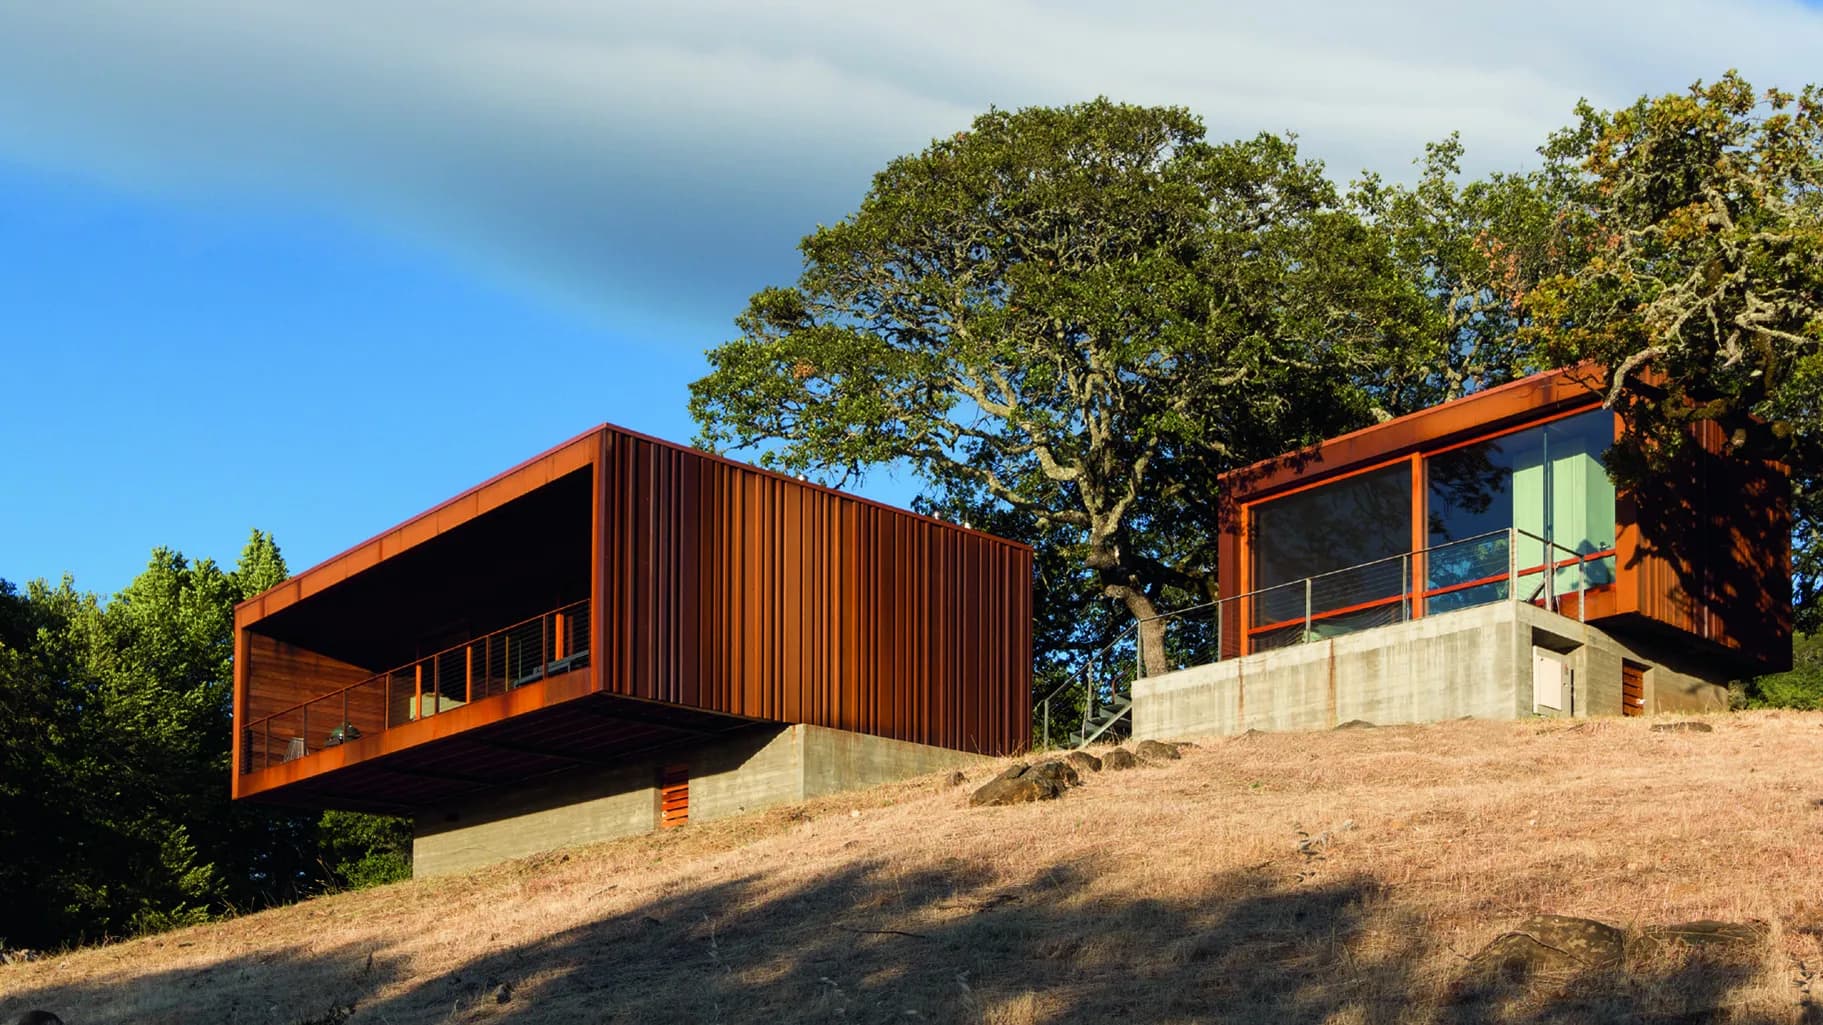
[1131,367,1790,740]
[232,425,1032,875]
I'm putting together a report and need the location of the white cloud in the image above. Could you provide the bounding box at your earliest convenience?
[2,0,1819,332]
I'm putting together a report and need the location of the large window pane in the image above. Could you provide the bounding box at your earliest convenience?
[1251,463,1411,630]
[1425,408,1617,611]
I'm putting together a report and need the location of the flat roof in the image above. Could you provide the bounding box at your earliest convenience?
[236,422,1032,626]
[1221,365,1608,505]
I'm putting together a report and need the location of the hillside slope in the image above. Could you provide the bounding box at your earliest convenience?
[5,712,1822,1024]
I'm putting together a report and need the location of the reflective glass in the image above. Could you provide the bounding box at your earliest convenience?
[1425,408,1617,611]
[1251,463,1411,628]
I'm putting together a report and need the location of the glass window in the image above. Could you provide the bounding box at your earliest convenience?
[1250,463,1411,636]
[1425,408,1617,611]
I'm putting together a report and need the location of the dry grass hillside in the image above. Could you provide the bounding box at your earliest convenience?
[6,712,1823,1024]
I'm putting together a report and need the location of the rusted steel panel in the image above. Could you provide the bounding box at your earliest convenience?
[598,428,1031,756]
[1624,419,1791,668]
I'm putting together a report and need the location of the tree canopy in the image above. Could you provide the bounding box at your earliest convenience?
[691,99,1437,672]
[1528,72,1823,626]
[0,531,409,950]
[694,79,1823,677]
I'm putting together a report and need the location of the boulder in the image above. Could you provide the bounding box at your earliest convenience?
[1651,721,1714,733]
[1459,915,1624,991]
[1101,747,1140,771]
[1135,739,1181,762]
[968,760,1077,806]
[1334,719,1378,730]
[1463,933,1588,986]
[1032,760,1081,787]
[1064,750,1103,774]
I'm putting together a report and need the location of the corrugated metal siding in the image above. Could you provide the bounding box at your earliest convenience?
[598,430,1031,756]
[1627,419,1790,666]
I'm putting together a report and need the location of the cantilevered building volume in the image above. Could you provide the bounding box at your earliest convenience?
[232,425,1032,875]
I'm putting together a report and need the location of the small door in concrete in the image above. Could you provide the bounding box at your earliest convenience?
[1621,661,1646,716]
[659,763,689,828]
[1532,650,1568,713]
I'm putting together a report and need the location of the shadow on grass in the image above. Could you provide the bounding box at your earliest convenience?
[3,854,1805,1024]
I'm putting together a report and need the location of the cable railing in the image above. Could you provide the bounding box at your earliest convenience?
[241,600,591,774]
[1032,528,1614,749]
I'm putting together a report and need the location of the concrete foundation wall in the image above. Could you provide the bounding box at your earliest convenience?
[412,723,982,877]
[797,724,980,799]
[1133,602,1729,741]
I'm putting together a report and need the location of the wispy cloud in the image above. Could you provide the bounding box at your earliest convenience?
[3,1,1819,331]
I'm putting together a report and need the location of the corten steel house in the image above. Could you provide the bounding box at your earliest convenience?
[1131,367,1790,740]
[232,425,1032,875]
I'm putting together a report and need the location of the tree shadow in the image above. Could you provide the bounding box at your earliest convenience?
[1,935,403,1025]
[4,851,1806,1024]
[1615,422,1792,676]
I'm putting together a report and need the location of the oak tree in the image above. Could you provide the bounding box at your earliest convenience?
[691,100,1413,675]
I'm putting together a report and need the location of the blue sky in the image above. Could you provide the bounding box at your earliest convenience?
[4,2,1823,597]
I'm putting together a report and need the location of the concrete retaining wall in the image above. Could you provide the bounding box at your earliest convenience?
[412,723,982,877]
[1132,602,1728,741]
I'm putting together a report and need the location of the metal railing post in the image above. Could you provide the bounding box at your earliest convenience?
[1578,550,1587,624]
[1402,552,1411,621]
[1135,623,1145,680]
[1507,528,1517,603]
[1041,698,1050,750]
[1215,599,1224,662]
[1304,578,1313,642]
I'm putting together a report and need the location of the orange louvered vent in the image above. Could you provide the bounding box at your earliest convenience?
[659,763,689,829]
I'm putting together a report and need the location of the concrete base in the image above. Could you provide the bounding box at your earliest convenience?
[411,724,981,877]
[1133,602,1729,741]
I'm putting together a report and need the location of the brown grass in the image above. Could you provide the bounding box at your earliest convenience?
[5,711,1823,1024]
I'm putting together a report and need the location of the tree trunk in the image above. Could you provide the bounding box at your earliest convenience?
[1119,589,1171,679]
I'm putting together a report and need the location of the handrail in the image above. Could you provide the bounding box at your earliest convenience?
[1034,620,1136,707]
[244,594,590,769]
[1125,528,1517,627]
[248,601,586,726]
[1031,526,1614,750]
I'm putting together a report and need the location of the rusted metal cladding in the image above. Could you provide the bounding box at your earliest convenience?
[596,430,1032,755]
[1622,419,1791,668]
